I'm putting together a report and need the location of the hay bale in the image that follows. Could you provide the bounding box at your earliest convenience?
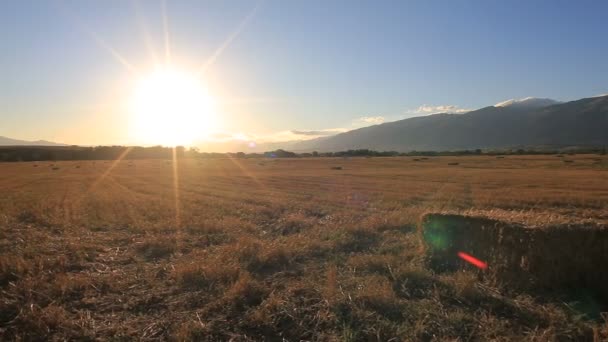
[421,213,608,303]
[447,162,459,166]
[330,166,343,170]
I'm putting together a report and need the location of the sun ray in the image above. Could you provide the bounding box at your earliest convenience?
[197,1,263,76]
[57,1,138,74]
[132,0,160,66]
[172,147,184,253]
[91,32,139,74]
[225,153,266,189]
[172,147,181,228]
[161,0,171,65]
[88,147,133,192]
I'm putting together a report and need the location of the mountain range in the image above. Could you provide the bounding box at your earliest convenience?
[0,136,66,146]
[290,95,608,152]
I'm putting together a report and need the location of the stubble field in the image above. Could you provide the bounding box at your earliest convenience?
[1,155,607,340]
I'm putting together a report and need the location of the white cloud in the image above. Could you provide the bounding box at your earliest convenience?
[357,116,385,124]
[262,131,305,142]
[412,104,471,115]
[264,129,345,142]
[291,129,344,136]
[198,114,389,147]
[200,128,347,145]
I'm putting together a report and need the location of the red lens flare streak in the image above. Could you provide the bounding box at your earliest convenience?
[458,252,488,269]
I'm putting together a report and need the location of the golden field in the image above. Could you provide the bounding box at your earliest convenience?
[1,154,607,340]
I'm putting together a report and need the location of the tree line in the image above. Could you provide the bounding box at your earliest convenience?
[0,145,605,162]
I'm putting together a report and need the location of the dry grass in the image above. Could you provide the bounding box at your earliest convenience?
[0,155,607,340]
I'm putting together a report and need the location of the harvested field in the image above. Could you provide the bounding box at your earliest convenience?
[1,154,608,340]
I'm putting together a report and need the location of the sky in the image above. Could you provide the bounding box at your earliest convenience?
[1,0,607,146]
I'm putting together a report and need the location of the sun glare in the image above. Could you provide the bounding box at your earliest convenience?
[130,67,216,146]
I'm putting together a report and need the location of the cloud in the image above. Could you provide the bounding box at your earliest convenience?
[286,116,385,140]
[356,116,385,124]
[261,128,349,142]
[202,116,386,146]
[291,129,343,136]
[413,104,471,115]
[349,116,386,129]
[200,129,344,145]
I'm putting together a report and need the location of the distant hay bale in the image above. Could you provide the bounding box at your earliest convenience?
[496,156,505,159]
[563,160,574,163]
[421,213,608,303]
[136,238,176,260]
[447,162,459,166]
[413,159,421,161]
[330,166,343,170]
[52,167,60,171]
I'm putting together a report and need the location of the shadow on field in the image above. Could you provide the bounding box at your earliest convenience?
[421,213,608,318]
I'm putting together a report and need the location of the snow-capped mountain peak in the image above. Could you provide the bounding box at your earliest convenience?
[494,97,561,109]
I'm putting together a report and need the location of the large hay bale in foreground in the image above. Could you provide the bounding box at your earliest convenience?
[421,214,608,302]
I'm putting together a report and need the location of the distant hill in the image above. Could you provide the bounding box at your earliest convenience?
[0,136,66,146]
[293,95,608,152]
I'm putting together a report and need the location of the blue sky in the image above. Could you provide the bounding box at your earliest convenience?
[1,0,607,145]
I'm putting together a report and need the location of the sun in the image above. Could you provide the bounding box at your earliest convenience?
[129,67,217,146]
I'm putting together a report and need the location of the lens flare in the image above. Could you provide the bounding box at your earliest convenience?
[457,252,488,269]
